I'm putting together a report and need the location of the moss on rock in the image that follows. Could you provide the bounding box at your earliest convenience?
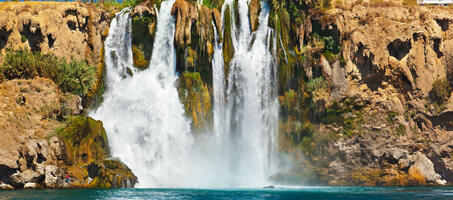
[58,116,137,188]
[177,71,212,133]
[58,116,110,165]
[222,5,234,78]
[132,45,149,69]
[131,4,157,70]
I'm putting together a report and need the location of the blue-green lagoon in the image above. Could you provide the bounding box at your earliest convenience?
[1,187,453,200]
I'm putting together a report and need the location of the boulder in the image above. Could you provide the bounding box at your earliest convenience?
[384,148,409,162]
[44,165,65,188]
[58,116,110,165]
[23,182,38,189]
[10,170,43,188]
[0,183,14,190]
[408,152,445,184]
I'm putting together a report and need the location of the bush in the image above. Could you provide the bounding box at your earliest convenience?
[429,78,452,107]
[56,59,95,96]
[99,0,148,13]
[0,48,96,97]
[307,77,328,93]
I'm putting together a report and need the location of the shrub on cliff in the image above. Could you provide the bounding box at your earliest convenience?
[429,78,452,111]
[0,49,95,97]
[55,58,95,97]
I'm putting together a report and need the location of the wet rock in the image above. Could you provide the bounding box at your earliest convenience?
[58,116,110,165]
[249,0,260,32]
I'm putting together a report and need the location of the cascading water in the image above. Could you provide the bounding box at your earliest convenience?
[215,0,279,186]
[91,0,193,187]
[103,8,134,85]
[92,0,280,188]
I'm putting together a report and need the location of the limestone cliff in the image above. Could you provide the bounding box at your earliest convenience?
[0,78,136,189]
[0,2,137,189]
[273,1,453,186]
[2,0,453,189]
[0,2,109,66]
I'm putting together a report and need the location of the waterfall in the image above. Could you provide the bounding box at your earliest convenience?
[91,0,193,187]
[103,8,134,85]
[215,0,279,186]
[92,0,279,188]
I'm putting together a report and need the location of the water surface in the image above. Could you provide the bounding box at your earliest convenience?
[2,187,453,200]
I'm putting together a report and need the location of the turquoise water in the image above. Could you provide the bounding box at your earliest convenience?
[0,187,453,200]
[1,187,453,200]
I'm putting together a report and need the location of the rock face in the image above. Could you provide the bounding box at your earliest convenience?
[177,71,212,133]
[0,78,81,189]
[58,116,110,165]
[0,78,136,189]
[171,0,221,85]
[0,2,109,65]
[1,0,453,188]
[44,165,65,188]
[273,1,453,186]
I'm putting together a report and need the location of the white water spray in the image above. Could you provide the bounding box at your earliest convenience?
[91,0,193,187]
[93,0,279,188]
[217,0,279,186]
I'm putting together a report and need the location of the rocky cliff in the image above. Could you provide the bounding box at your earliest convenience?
[272,0,453,186]
[0,2,136,189]
[0,2,110,65]
[1,0,453,189]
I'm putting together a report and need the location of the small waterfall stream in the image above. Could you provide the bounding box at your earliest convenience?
[93,0,279,188]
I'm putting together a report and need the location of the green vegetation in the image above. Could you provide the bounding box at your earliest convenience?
[99,0,148,12]
[320,99,363,137]
[201,0,224,9]
[0,49,96,97]
[311,32,341,63]
[58,116,110,165]
[131,15,155,69]
[177,71,212,133]
[132,45,149,69]
[21,35,27,43]
[429,78,452,112]
[307,77,328,93]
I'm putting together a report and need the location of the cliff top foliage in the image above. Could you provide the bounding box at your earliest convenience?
[0,48,96,97]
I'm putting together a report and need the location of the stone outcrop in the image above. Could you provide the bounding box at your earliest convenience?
[0,78,81,189]
[171,0,221,85]
[273,1,453,186]
[130,2,157,69]
[1,0,453,188]
[177,71,212,133]
[0,78,136,189]
[0,2,110,66]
